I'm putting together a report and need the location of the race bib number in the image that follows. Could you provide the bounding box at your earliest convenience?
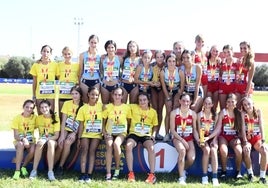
[134,123,150,135]
[39,81,55,94]
[59,82,75,94]
[65,117,79,132]
[85,120,102,133]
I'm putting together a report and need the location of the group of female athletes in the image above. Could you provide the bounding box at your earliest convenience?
[11,34,267,186]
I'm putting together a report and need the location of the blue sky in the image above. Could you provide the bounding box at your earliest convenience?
[0,0,267,59]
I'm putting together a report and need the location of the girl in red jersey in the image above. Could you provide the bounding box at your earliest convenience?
[207,45,221,111]
[197,97,219,186]
[240,97,267,184]
[193,34,208,98]
[170,93,198,185]
[235,41,255,105]
[207,93,244,180]
[218,45,238,110]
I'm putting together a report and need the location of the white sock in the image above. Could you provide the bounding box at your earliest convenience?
[260,170,266,178]
[247,168,253,175]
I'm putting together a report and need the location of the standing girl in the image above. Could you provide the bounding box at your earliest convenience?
[151,50,166,140]
[197,97,219,186]
[172,41,185,68]
[134,50,154,95]
[182,49,203,113]
[11,100,37,179]
[76,86,103,183]
[235,41,255,105]
[170,93,198,185]
[29,100,60,181]
[100,40,122,104]
[207,45,221,111]
[102,87,131,180]
[54,85,83,176]
[79,35,101,103]
[218,45,238,110]
[121,40,140,103]
[30,45,59,114]
[193,34,208,98]
[160,53,185,142]
[58,47,79,116]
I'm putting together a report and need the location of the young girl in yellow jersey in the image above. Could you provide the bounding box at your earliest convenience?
[58,47,79,117]
[103,86,131,180]
[54,85,84,176]
[29,45,59,114]
[11,100,37,179]
[29,100,60,181]
[76,86,103,183]
[126,92,158,184]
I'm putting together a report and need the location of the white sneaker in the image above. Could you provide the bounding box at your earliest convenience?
[48,170,56,181]
[202,176,209,184]
[212,178,220,186]
[29,170,37,180]
[163,134,170,142]
[178,177,187,185]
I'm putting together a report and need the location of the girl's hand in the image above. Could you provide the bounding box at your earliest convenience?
[181,139,189,150]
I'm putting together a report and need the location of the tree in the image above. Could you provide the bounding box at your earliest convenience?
[253,64,268,86]
[3,56,34,78]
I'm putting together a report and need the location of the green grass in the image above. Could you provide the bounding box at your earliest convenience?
[0,170,267,188]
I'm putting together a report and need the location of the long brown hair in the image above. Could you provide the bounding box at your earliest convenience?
[240,41,254,69]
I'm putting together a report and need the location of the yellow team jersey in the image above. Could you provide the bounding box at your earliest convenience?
[36,115,60,139]
[11,114,37,144]
[29,61,59,99]
[129,104,158,137]
[103,103,131,136]
[76,102,103,139]
[61,100,81,132]
[58,62,79,99]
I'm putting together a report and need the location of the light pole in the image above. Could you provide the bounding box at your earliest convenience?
[74,17,83,60]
